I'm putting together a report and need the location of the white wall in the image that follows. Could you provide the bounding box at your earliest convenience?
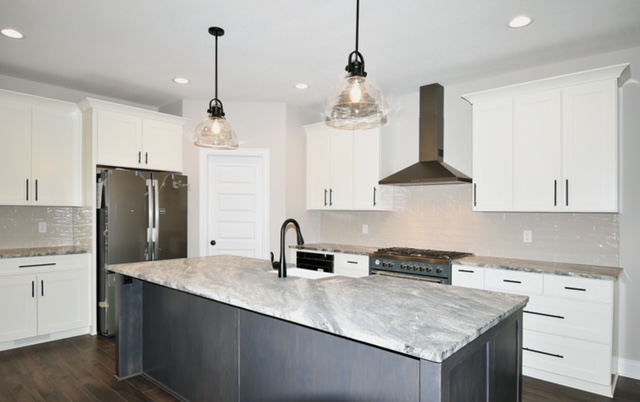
[314,45,640,377]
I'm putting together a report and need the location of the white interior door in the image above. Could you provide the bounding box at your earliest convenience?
[202,151,269,258]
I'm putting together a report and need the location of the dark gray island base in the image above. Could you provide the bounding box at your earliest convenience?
[117,279,523,402]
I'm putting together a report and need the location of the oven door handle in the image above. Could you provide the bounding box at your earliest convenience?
[371,270,445,284]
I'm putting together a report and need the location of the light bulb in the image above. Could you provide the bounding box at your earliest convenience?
[350,84,363,102]
[212,118,221,135]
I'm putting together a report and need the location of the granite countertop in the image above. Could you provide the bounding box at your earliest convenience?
[109,255,528,363]
[292,243,377,256]
[456,256,622,281]
[0,246,90,259]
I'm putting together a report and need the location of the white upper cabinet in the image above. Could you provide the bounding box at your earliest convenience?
[470,98,513,211]
[463,63,629,213]
[0,90,82,206]
[305,123,392,211]
[79,98,187,172]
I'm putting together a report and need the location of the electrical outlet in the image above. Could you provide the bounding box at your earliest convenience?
[38,222,47,233]
[362,224,368,234]
[523,230,532,243]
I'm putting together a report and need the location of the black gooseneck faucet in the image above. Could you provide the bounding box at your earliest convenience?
[271,218,304,278]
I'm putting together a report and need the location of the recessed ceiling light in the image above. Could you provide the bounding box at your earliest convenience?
[173,77,190,84]
[1,28,24,39]
[509,15,532,28]
[294,83,310,90]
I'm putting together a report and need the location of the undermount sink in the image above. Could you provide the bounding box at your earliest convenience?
[269,267,334,280]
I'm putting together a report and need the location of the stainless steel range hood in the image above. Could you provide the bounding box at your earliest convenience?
[379,84,471,185]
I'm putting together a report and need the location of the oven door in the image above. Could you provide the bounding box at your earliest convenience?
[370,270,450,284]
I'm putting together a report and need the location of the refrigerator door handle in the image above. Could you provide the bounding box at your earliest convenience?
[153,178,160,260]
[146,178,154,261]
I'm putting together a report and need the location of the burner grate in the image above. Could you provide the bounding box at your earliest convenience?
[374,247,472,261]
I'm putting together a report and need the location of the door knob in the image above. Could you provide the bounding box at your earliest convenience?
[210,240,216,246]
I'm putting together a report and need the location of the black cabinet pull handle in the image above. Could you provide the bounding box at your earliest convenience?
[26,179,29,201]
[503,279,522,284]
[32,281,35,298]
[373,187,377,206]
[459,269,475,273]
[564,286,586,292]
[565,179,569,206]
[35,179,38,201]
[523,347,564,359]
[347,260,358,265]
[210,240,216,246]
[138,151,142,163]
[329,189,333,206]
[19,263,56,268]
[553,180,557,206]
[41,280,44,296]
[523,310,565,320]
[323,189,327,206]
[145,152,149,164]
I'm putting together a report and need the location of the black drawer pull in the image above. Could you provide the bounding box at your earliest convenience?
[458,269,475,273]
[523,347,564,359]
[347,260,358,264]
[523,310,565,320]
[564,286,586,292]
[503,279,522,284]
[19,263,57,268]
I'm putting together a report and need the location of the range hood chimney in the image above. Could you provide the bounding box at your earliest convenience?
[378,84,471,185]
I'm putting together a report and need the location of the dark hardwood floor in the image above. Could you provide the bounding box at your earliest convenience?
[0,334,639,401]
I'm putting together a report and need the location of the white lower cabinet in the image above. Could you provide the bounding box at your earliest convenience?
[333,253,369,278]
[452,264,616,397]
[0,254,90,349]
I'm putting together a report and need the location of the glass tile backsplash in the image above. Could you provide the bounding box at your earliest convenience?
[0,206,92,250]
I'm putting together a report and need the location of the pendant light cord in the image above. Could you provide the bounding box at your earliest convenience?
[355,0,360,54]
[214,33,219,100]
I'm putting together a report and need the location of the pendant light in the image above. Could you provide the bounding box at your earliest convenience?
[325,0,388,130]
[193,26,239,149]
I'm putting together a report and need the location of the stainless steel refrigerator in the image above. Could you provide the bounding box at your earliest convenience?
[96,168,188,337]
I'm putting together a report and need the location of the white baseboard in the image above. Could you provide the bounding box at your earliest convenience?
[617,357,640,380]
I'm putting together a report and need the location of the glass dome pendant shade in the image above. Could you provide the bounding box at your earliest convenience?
[325,51,387,130]
[193,26,238,149]
[325,0,388,130]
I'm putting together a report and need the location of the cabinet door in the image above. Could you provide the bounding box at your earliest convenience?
[37,270,89,334]
[353,128,392,211]
[471,98,513,211]
[0,98,32,205]
[31,105,82,206]
[562,80,618,212]
[142,119,183,172]
[0,275,38,342]
[512,90,562,211]
[306,129,332,209]
[328,131,354,209]
[96,110,143,168]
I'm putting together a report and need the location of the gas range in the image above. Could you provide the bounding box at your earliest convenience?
[369,247,472,284]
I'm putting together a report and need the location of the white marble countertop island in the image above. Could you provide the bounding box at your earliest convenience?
[109,255,528,363]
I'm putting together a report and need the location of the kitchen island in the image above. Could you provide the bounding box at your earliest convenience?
[110,255,528,402]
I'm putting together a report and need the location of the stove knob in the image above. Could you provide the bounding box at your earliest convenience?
[413,266,419,271]
[420,267,425,272]
[389,262,395,268]
[401,264,407,270]
[426,267,433,273]
[436,268,443,274]
[374,259,381,266]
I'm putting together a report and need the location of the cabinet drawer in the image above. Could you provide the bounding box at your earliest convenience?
[543,274,613,303]
[484,268,543,295]
[0,254,88,275]
[523,330,611,386]
[452,265,484,289]
[523,295,612,344]
[334,254,369,277]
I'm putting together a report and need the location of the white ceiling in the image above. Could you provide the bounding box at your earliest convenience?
[2,0,640,112]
